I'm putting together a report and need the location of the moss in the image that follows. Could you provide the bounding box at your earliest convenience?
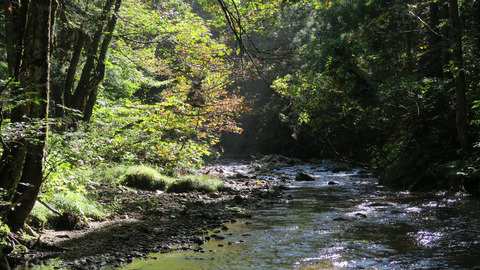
[121,165,174,191]
[167,175,224,193]
[30,191,105,229]
[0,221,11,269]
[50,192,104,220]
[30,203,50,227]
[0,222,10,239]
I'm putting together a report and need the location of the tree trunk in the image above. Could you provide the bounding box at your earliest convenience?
[5,0,56,231]
[449,0,470,152]
[4,0,28,79]
[83,0,121,121]
[476,0,480,52]
[67,0,121,121]
[63,28,86,113]
[0,140,27,200]
[0,0,30,200]
[427,1,443,77]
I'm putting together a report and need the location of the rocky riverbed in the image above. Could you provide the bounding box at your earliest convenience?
[10,157,309,270]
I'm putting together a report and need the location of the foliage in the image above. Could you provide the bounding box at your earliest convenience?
[90,165,131,185]
[251,0,480,192]
[31,191,105,228]
[2,0,480,241]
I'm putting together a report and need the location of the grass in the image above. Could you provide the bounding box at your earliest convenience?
[168,175,224,193]
[50,192,105,219]
[30,164,224,229]
[31,191,105,229]
[119,165,224,193]
[121,165,175,191]
[92,164,131,185]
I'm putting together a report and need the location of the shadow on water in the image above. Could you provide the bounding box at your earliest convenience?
[122,162,480,270]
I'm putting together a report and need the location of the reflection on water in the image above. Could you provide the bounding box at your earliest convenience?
[123,162,480,270]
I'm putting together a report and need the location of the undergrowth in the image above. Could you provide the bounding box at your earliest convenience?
[32,164,224,229]
[168,175,224,193]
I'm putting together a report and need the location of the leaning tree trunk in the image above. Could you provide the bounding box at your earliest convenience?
[6,0,56,231]
[449,0,471,152]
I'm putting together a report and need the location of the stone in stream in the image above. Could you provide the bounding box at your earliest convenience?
[233,195,244,204]
[211,234,225,240]
[354,213,367,219]
[295,172,315,181]
[193,237,205,245]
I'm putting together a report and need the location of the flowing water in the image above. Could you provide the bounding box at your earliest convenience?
[123,161,480,270]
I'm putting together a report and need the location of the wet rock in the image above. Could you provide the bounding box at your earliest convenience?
[234,172,250,179]
[233,195,244,204]
[331,165,350,173]
[54,212,88,230]
[193,237,205,245]
[368,202,391,207]
[253,163,263,171]
[209,193,221,199]
[354,213,367,218]
[211,234,225,240]
[295,172,315,181]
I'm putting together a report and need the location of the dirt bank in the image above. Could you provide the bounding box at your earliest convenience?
[9,160,285,270]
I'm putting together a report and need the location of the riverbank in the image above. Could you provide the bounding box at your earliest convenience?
[9,159,291,270]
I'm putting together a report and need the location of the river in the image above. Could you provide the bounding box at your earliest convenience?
[122,160,480,269]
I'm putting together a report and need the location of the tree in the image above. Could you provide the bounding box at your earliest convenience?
[449,0,470,152]
[52,0,122,121]
[0,0,57,231]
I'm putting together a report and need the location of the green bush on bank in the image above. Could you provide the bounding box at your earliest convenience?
[121,165,175,191]
[31,191,105,228]
[30,163,224,230]
[118,165,224,193]
[168,175,224,193]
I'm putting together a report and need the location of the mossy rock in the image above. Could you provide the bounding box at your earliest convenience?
[54,212,88,230]
[168,175,224,193]
[122,166,174,191]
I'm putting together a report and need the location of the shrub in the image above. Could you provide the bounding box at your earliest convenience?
[121,165,174,191]
[49,192,105,220]
[168,175,224,193]
[93,165,130,185]
[30,191,105,229]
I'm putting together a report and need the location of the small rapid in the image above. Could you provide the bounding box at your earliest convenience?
[123,160,480,269]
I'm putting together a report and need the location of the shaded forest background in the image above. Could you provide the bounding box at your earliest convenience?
[0,0,479,245]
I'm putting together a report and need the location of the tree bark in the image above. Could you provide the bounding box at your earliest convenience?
[427,1,443,77]
[63,28,86,112]
[0,0,30,200]
[475,0,480,50]
[5,0,56,231]
[83,0,121,121]
[449,0,470,152]
[4,0,28,79]
[67,0,121,121]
